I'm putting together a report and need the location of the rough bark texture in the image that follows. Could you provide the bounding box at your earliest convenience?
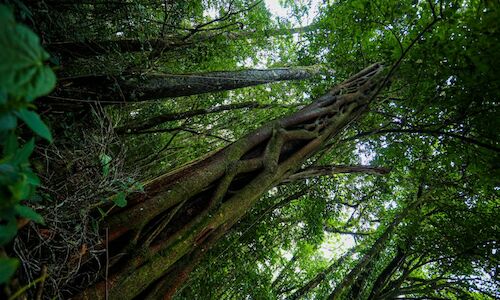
[77,63,384,299]
[57,66,323,103]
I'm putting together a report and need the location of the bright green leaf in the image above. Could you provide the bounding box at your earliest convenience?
[0,5,56,99]
[16,109,53,141]
[100,153,112,177]
[13,138,35,165]
[112,192,127,208]
[14,204,44,224]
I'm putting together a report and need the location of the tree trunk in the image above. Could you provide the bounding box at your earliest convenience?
[47,25,317,57]
[367,247,406,300]
[56,66,323,103]
[77,63,384,299]
[327,195,422,300]
[287,247,356,300]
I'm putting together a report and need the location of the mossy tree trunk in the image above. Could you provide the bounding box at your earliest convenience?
[57,66,323,103]
[78,63,384,299]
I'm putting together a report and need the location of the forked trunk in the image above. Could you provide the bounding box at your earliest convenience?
[77,63,384,299]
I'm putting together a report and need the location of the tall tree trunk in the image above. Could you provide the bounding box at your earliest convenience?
[77,63,384,299]
[367,247,406,300]
[287,247,356,300]
[56,66,323,103]
[327,194,422,300]
[47,25,317,57]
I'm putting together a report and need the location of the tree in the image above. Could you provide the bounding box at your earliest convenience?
[78,63,384,299]
[47,25,316,58]
[3,0,499,299]
[55,66,323,103]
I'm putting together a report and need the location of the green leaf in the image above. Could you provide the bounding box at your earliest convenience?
[13,138,35,165]
[9,174,31,200]
[0,6,56,99]
[16,109,52,141]
[99,153,112,177]
[112,192,127,208]
[0,6,15,24]
[0,91,6,104]
[132,181,144,192]
[0,113,16,131]
[0,216,17,245]
[3,132,18,156]
[25,169,40,186]
[0,164,19,186]
[0,257,19,284]
[14,204,44,224]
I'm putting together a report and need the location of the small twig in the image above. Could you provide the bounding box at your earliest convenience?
[105,227,109,300]
[8,270,48,300]
[35,265,48,300]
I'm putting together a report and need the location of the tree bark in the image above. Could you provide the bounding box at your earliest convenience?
[367,247,406,300]
[282,165,390,182]
[57,66,324,103]
[76,63,384,299]
[46,25,317,57]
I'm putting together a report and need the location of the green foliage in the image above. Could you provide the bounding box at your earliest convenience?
[16,109,52,141]
[99,153,112,177]
[0,4,55,285]
[4,0,499,298]
[0,6,55,100]
[0,257,19,284]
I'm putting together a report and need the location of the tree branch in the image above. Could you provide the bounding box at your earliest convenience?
[283,165,390,183]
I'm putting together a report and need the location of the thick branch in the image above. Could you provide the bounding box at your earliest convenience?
[283,165,390,182]
[328,197,422,300]
[346,128,500,153]
[287,248,356,300]
[116,101,300,134]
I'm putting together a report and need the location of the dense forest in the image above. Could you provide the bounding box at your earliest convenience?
[0,0,499,299]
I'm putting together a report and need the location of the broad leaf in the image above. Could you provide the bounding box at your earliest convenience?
[16,109,53,141]
[0,5,56,99]
[0,113,16,131]
[3,132,18,157]
[100,153,112,177]
[0,216,17,245]
[113,192,127,208]
[14,204,44,224]
[0,257,19,284]
[13,138,35,165]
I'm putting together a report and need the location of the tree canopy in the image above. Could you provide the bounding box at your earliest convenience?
[0,0,498,299]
